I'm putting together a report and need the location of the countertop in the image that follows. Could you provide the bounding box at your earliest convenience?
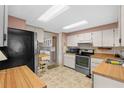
[91,53,119,59]
[38,54,49,57]
[64,53,76,55]
[0,65,47,88]
[93,62,124,83]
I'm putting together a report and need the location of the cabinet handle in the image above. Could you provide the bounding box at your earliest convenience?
[4,34,6,41]
[119,38,121,44]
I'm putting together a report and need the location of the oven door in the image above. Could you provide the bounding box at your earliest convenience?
[76,55,90,69]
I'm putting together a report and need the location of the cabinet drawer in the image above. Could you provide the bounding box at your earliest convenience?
[64,54,75,69]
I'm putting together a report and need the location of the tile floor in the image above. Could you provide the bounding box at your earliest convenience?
[40,66,92,88]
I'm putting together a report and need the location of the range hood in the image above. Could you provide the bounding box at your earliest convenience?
[78,40,92,44]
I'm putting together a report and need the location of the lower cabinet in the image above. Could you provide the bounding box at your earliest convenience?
[91,58,104,74]
[93,74,124,88]
[64,54,75,69]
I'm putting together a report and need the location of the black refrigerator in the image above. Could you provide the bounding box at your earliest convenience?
[0,28,37,72]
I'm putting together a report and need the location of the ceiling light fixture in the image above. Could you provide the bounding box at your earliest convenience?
[38,5,70,22]
[63,20,88,29]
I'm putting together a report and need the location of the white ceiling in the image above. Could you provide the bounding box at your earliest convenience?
[8,5,119,33]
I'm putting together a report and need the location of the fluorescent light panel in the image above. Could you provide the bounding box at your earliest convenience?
[63,20,88,29]
[38,5,69,22]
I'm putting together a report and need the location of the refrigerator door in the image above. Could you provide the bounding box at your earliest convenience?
[0,28,35,71]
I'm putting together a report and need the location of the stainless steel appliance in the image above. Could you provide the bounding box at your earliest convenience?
[75,49,94,77]
[66,47,80,54]
[0,28,38,72]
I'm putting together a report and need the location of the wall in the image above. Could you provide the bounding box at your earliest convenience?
[44,31,58,40]
[25,25,44,42]
[8,16,26,29]
[58,32,63,65]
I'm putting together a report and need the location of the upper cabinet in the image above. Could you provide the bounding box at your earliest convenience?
[0,5,8,47]
[114,28,120,47]
[67,35,78,47]
[78,32,92,43]
[121,6,124,46]
[92,29,120,47]
[35,28,44,43]
[92,31,102,47]
[67,29,119,47]
[67,33,92,47]
[102,29,114,47]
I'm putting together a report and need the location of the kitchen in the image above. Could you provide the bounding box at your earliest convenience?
[0,5,124,88]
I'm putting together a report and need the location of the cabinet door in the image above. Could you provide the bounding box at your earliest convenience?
[67,35,72,46]
[121,6,124,46]
[0,5,4,46]
[64,54,75,69]
[92,31,102,47]
[0,5,8,47]
[78,33,92,43]
[36,28,44,43]
[4,6,8,46]
[67,35,77,46]
[114,29,120,47]
[102,29,114,47]
[94,74,124,88]
[84,32,92,41]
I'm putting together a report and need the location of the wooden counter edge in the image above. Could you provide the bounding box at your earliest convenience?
[92,63,124,83]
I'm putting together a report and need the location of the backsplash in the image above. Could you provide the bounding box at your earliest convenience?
[95,48,116,54]
[78,43,94,49]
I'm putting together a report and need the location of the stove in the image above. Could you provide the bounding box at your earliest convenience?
[75,49,94,77]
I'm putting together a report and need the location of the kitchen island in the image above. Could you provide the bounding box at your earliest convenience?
[93,62,124,88]
[0,65,47,88]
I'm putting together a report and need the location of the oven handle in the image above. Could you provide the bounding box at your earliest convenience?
[75,64,90,69]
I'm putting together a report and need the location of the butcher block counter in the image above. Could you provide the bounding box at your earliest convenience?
[91,53,118,59]
[0,65,47,88]
[93,62,124,88]
[93,62,124,82]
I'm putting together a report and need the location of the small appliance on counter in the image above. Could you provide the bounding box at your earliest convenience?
[66,47,80,54]
[106,58,124,65]
[75,49,94,78]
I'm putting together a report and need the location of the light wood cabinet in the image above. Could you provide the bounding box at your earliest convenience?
[67,29,119,47]
[121,6,124,46]
[35,28,44,43]
[114,28,120,47]
[93,74,124,88]
[92,31,102,47]
[64,54,75,69]
[67,35,78,47]
[92,29,119,47]
[67,33,92,47]
[0,5,8,47]
[102,29,114,47]
[78,32,92,43]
